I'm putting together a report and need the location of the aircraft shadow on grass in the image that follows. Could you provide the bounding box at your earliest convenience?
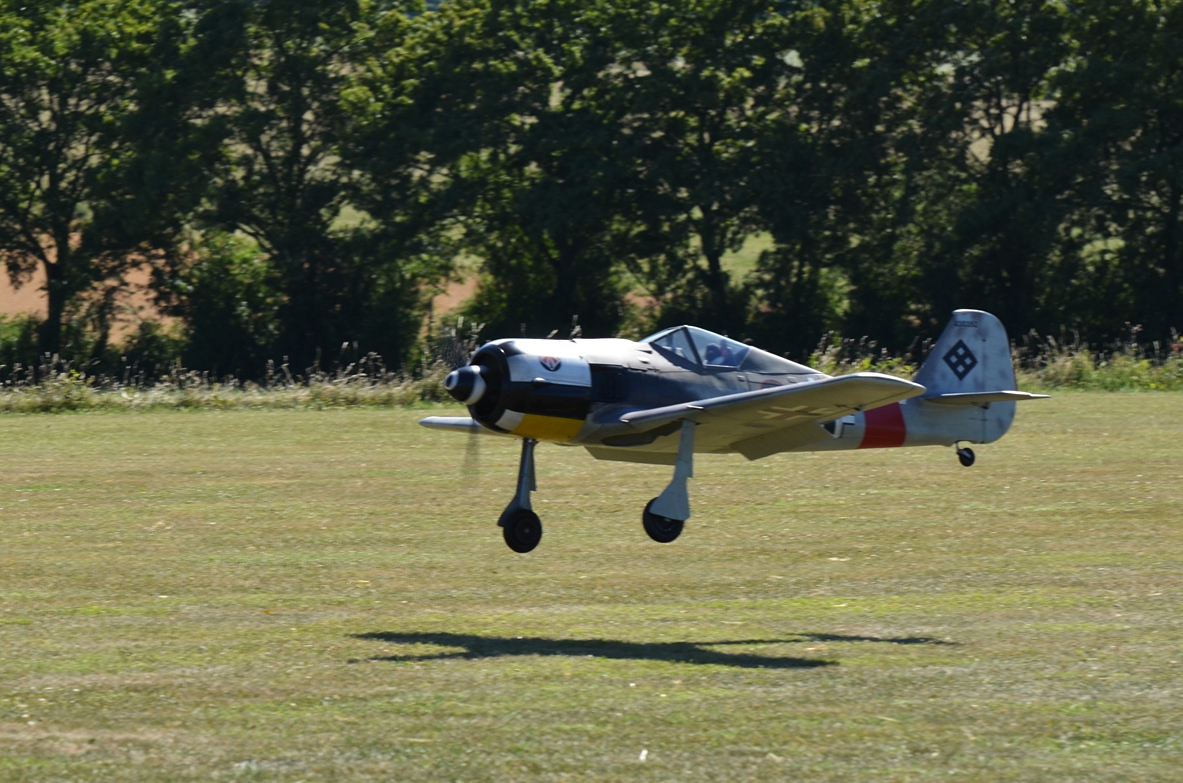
[350,631,956,670]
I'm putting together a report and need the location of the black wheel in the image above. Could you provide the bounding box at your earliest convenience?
[642,498,684,544]
[957,447,976,468]
[500,508,542,553]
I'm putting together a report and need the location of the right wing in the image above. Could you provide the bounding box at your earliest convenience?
[418,416,507,436]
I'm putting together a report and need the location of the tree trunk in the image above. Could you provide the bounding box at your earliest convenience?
[40,238,69,357]
[703,247,728,314]
[1162,178,1182,334]
[697,212,728,316]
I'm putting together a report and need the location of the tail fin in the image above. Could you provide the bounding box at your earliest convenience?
[914,310,1016,395]
[907,310,1045,446]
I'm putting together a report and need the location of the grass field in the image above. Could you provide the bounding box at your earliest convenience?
[1,393,1181,781]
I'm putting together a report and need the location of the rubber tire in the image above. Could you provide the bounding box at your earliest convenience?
[642,498,685,543]
[501,508,542,553]
[957,447,976,468]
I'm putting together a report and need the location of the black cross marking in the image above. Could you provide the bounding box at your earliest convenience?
[943,339,978,381]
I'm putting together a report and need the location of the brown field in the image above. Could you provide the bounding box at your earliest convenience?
[0,265,162,341]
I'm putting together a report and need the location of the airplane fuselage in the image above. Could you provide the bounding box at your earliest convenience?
[427,312,1045,551]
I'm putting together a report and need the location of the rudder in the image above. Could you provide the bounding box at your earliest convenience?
[914,310,1016,395]
[908,310,1018,445]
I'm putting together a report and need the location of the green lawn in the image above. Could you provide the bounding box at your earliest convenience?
[1,394,1180,781]
[720,232,773,281]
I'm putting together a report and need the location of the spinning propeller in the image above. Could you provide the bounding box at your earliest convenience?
[438,318,486,477]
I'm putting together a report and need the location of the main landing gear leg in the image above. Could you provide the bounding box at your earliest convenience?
[643,419,695,543]
[499,438,542,553]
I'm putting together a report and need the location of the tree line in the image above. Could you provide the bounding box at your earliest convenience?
[1,0,1180,378]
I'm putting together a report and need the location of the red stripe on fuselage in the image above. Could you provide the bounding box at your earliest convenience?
[859,402,906,449]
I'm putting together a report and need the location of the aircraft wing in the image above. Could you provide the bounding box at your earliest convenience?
[419,416,508,436]
[615,373,925,457]
[920,390,1049,405]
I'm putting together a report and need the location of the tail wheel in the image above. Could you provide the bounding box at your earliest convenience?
[957,447,976,468]
[500,508,542,553]
[642,499,684,543]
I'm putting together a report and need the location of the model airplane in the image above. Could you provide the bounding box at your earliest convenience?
[421,309,1047,552]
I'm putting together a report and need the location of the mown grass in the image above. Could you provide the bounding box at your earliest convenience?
[1,393,1181,781]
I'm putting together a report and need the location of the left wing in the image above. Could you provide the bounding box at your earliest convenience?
[610,372,925,454]
[920,390,1049,405]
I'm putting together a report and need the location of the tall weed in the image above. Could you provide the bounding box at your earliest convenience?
[1013,329,1183,391]
[0,352,454,414]
[812,328,1183,391]
[2,323,1181,414]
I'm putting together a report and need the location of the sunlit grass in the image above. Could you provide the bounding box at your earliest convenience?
[720,231,774,281]
[0,394,1181,780]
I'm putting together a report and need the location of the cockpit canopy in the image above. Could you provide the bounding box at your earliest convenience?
[640,326,816,374]
[642,326,748,367]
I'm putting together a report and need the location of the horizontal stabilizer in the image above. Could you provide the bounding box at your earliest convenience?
[418,416,505,435]
[922,391,1050,406]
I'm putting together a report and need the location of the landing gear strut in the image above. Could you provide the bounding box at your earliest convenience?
[956,445,976,468]
[642,419,695,543]
[499,438,542,552]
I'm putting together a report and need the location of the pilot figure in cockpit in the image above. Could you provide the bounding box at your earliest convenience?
[703,342,733,366]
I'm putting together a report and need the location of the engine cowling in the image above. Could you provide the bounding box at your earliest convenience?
[444,339,592,442]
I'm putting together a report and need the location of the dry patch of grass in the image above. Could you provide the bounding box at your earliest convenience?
[1,393,1181,780]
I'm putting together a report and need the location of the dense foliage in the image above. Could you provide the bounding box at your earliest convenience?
[1,0,1180,376]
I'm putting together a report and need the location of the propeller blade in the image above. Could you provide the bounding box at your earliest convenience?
[462,428,481,478]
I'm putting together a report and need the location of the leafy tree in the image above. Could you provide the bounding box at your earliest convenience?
[443,0,639,339]
[352,0,645,340]
[745,0,914,355]
[117,320,186,379]
[342,0,518,337]
[4,0,1177,371]
[0,314,39,375]
[159,231,280,376]
[915,0,1071,338]
[1048,0,1183,341]
[195,0,444,371]
[457,157,634,340]
[594,0,795,336]
[0,0,198,355]
[757,0,1073,352]
[413,0,808,340]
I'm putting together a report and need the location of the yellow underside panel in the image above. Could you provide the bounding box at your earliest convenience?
[513,414,584,442]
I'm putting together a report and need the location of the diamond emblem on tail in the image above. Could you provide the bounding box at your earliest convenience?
[943,339,978,380]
